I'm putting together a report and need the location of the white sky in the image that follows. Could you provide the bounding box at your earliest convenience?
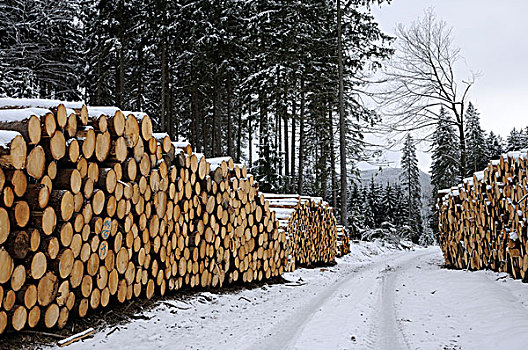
[362,0,528,173]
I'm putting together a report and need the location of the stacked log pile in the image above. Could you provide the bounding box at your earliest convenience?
[438,150,528,280]
[0,98,286,334]
[336,225,350,257]
[263,193,338,271]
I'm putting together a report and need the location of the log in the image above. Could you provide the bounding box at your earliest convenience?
[0,108,43,145]
[78,127,96,159]
[13,200,30,227]
[0,207,10,245]
[95,131,111,162]
[48,130,66,161]
[48,190,74,222]
[12,305,27,331]
[26,146,46,179]
[6,230,30,260]
[124,114,140,147]
[0,131,26,169]
[31,207,57,236]
[30,251,47,280]
[0,248,14,283]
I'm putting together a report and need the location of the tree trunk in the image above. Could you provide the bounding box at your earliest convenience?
[118,35,125,109]
[337,0,348,227]
[297,77,305,195]
[169,85,175,139]
[236,97,243,163]
[202,105,208,157]
[96,46,103,105]
[329,104,337,211]
[248,101,253,168]
[284,83,289,191]
[190,66,197,148]
[160,0,169,134]
[320,104,327,199]
[136,48,143,111]
[227,73,233,158]
[278,114,282,177]
[291,88,296,185]
[212,79,218,157]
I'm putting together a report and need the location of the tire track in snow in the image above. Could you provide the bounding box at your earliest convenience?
[358,250,434,350]
[248,249,436,350]
[372,254,430,350]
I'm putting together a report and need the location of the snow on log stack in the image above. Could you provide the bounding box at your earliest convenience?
[0,98,287,334]
[438,150,528,280]
[336,225,350,257]
[263,193,338,272]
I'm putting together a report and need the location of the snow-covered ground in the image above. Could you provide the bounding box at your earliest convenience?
[54,243,528,350]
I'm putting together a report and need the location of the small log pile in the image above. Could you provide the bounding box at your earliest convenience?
[0,98,286,334]
[336,225,350,257]
[438,150,528,280]
[263,193,338,271]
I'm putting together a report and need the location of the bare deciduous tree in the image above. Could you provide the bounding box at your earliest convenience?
[379,9,475,177]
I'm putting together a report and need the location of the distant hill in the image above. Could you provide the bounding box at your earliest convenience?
[358,167,433,215]
[359,167,431,194]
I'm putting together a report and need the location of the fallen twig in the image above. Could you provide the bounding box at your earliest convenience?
[58,328,95,347]
[284,282,306,287]
[238,296,251,303]
[123,301,136,312]
[106,327,119,337]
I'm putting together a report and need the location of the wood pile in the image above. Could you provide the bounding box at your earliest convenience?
[263,193,338,271]
[0,98,287,334]
[336,225,350,257]
[438,150,528,280]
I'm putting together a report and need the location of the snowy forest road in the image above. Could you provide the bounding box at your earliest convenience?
[249,249,433,350]
[61,244,528,350]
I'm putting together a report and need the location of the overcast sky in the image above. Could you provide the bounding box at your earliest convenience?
[361,0,528,172]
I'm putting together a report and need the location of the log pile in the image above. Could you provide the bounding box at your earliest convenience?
[0,98,287,334]
[438,150,528,280]
[336,225,350,257]
[263,193,338,271]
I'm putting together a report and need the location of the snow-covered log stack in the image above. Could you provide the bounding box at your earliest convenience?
[0,98,286,335]
[263,193,338,271]
[438,150,528,280]
[336,225,350,257]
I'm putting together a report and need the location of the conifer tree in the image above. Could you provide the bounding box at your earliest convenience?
[464,102,488,175]
[392,183,407,227]
[431,108,460,193]
[381,182,395,225]
[400,134,422,242]
[430,107,459,233]
[506,127,524,151]
[486,131,505,160]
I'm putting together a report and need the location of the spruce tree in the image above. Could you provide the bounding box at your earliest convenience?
[431,108,460,193]
[486,131,504,160]
[400,134,422,242]
[506,128,523,151]
[464,102,487,175]
[392,183,407,227]
[430,107,459,234]
[383,183,398,225]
